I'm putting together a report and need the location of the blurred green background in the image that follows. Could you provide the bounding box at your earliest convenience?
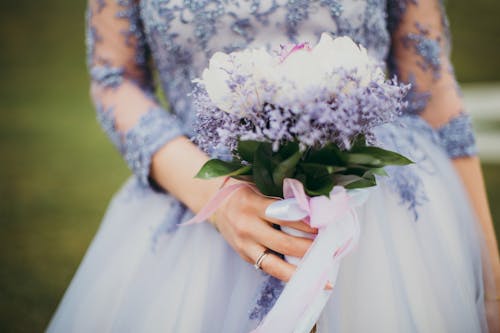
[0,1,499,332]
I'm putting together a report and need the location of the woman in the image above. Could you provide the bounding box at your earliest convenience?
[48,0,500,331]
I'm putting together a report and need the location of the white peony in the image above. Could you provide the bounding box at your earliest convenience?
[197,52,234,113]
[197,33,385,112]
[277,47,325,102]
[234,48,277,109]
[311,34,380,91]
[196,48,277,114]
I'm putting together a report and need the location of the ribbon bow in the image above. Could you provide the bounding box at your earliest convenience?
[252,179,368,333]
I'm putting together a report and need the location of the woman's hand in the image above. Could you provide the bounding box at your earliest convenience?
[212,179,317,282]
[151,138,318,282]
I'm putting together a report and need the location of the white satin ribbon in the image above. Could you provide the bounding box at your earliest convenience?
[251,179,370,333]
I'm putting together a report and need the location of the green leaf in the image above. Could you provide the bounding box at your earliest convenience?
[277,141,300,160]
[301,163,336,197]
[333,172,377,189]
[305,175,334,196]
[305,143,346,166]
[332,174,366,187]
[229,165,253,176]
[195,159,249,179]
[231,175,254,182]
[345,174,377,189]
[253,143,282,197]
[364,167,388,177]
[299,164,329,188]
[345,178,377,189]
[348,146,413,166]
[237,140,262,162]
[272,150,302,186]
[294,172,307,184]
[345,153,383,166]
[300,163,327,177]
[343,165,382,177]
[300,163,346,175]
[351,134,367,148]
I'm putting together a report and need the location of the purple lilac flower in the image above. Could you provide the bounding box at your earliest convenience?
[193,68,410,155]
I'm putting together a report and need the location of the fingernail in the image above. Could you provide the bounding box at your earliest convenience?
[324,281,333,290]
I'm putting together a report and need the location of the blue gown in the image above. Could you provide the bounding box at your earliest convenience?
[48,1,492,332]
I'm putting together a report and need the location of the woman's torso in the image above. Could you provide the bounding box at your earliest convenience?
[139,0,391,132]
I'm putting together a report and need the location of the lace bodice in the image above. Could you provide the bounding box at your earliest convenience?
[86,0,476,188]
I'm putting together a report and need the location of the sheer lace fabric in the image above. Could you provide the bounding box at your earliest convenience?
[387,0,476,157]
[86,0,185,186]
[86,0,477,184]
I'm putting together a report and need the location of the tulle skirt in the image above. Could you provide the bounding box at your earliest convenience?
[47,117,492,332]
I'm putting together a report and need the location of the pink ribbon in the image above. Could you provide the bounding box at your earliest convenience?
[283,178,351,228]
[252,179,361,332]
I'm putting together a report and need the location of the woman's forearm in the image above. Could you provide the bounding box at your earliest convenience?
[150,136,225,214]
[452,156,500,296]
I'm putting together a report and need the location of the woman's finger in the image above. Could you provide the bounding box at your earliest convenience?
[256,196,318,234]
[250,219,313,258]
[250,246,296,283]
[279,220,318,235]
[261,252,297,282]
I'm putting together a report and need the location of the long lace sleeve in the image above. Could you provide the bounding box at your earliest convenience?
[85,0,185,187]
[387,0,477,158]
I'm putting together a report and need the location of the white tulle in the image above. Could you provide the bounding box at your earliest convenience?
[48,124,490,332]
[255,188,370,333]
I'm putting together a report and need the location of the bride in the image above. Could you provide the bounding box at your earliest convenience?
[48,0,500,332]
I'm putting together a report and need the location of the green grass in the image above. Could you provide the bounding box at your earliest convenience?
[0,0,499,332]
[0,2,129,331]
[0,64,129,332]
[446,0,500,82]
[484,164,500,230]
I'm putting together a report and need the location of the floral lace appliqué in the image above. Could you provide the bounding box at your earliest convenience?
[123,108,185,186]
[249,276,285,322]
[436,112,477,158]
[402,23,443,80]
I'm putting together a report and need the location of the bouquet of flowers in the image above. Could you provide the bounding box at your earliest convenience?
[186,33,412,332]
[193,33,411,195]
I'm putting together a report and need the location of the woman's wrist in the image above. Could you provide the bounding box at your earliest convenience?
[207,176,231,231]
[208,177,250,229]
[150,136,228,213]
